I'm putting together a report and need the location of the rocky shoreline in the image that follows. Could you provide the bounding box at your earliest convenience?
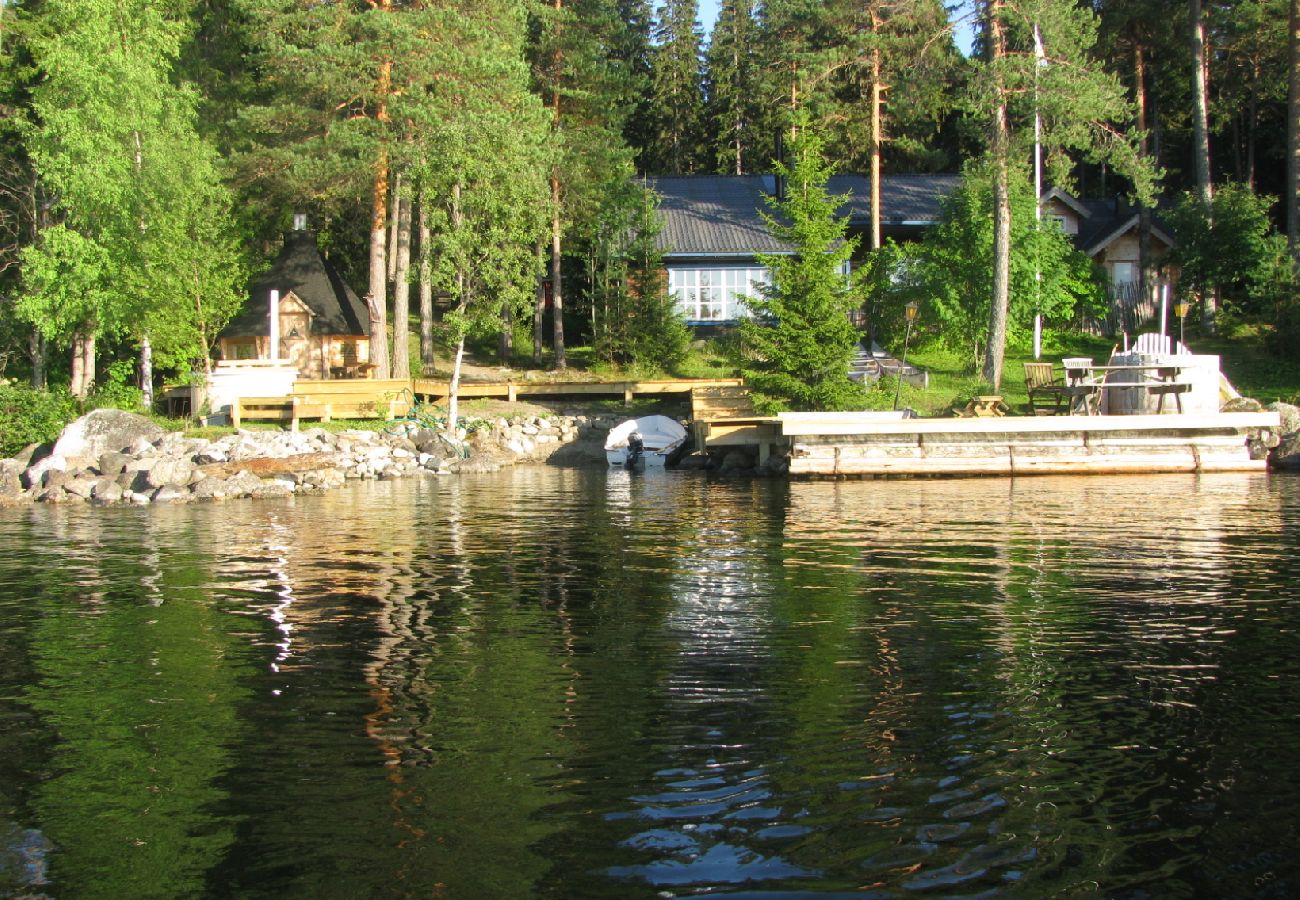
[4,402,1299,507]
[0,408,635,507]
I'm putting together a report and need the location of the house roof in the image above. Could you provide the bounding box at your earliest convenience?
[221,230,370,339]
[1074,197,1175,258]
[648,173,962,257]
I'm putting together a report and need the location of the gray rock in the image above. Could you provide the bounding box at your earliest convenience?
[145,457,194,490]
[719,449,754,473]
[190,477,228,500]
[10,443,50,471]
[250,479,293,498]
[92,478,125,504]
[1268,402,1300,470]
[0,458,24,499]
[224,470,265,497]
[64,476,97,499]
[195,447,228,465]
[151,485,190,503]
[97,451,132,476]
[49,410,163,473]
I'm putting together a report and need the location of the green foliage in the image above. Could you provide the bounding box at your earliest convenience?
[1168,184,1287,316]
[0,380,78,456]
[588,183,689,373]
[17,0,246,380]
[865,168,1105,373]
[739,122,866,411]
[86,358,144,412]
[646,0,706,174]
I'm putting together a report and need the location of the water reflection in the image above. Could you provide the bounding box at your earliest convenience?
[0,471,1297,897]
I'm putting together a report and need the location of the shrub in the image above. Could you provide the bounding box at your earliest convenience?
[0,381,79,458]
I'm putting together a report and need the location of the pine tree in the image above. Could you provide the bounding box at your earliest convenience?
[529,0,638,368]
[967,0,1154,389]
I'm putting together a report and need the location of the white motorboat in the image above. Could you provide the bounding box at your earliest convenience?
[604,415,688,469]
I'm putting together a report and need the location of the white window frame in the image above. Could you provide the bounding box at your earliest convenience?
[669,266,771,323]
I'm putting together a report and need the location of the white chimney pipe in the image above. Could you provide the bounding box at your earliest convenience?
[269,289,280,360]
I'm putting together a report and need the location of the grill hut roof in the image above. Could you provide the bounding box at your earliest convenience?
[221,230,370,339]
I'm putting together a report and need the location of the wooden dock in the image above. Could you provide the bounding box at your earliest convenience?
[775,412,1280,477]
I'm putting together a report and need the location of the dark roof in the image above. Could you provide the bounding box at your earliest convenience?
[648,173,961,257]
[1073,197,1174,257]
[221,230,370,338]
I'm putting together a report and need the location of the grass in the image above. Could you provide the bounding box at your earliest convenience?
[156,324,1297,441]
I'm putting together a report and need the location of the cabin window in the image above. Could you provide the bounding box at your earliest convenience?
[226,339,258,360]
[669,267,770,323]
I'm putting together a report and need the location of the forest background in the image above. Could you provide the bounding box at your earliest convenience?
[0,0,1296,421]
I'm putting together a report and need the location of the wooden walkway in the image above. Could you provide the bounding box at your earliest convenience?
[232,376,746,428]
[411,377,744,404]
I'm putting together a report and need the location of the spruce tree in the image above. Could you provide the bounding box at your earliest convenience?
[704,0,761,174]
[647,0,706,173]
[740,122,864,411]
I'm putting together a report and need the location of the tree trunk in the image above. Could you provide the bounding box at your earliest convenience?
[387,172,401,283]
[533,243,545,365]
[869,41,882,252]
[367,21,393,379]
[499,299,513,364]
[449,334,465,432]
[981,0,1012,392]
[1135,42,1152,327]
[367,152,391,379]
[71,330,95,399]
[139,334,153,412]
[1289,0,1299,277]
[1190,0,1217,334]
[550,169,566,369]
[391,192,412,378]
[419,200,434,373]
[29,330,46,390]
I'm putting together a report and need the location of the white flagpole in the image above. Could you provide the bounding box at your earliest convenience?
[1033,24,1045,360]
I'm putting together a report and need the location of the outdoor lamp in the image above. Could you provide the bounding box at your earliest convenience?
[1174,300,1189,347]
[894,301,920,410]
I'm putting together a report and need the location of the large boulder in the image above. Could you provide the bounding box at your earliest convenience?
[1268,402,1300,470]
[46,409,164,472]
[0,458,28,504]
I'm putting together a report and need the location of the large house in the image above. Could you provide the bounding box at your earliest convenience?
[651,174,1174,332]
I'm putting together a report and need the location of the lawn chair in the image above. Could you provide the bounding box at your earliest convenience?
[1023,362,1066,416]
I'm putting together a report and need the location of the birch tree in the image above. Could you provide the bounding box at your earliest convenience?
[19,0,243,400]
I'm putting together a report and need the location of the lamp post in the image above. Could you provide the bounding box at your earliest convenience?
[1175,300,1190,349]
[893,300,919,411]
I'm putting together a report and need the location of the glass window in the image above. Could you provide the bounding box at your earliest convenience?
[669,266,770,322]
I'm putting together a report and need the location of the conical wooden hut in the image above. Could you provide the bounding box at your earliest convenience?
[218,223,372,379]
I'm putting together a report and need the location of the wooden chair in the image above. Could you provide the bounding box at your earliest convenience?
[1023,362,1066,416]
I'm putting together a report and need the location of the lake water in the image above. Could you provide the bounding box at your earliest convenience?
[1,469,1298,898]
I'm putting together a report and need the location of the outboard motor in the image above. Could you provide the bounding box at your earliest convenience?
[625,430,645,468]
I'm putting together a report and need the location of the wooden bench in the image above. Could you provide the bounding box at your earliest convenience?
[956,395,1009,417]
